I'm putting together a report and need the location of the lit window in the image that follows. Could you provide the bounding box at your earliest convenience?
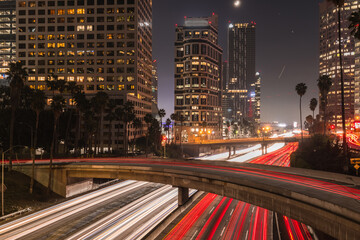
[58,9,65,15]
[77,9,85,14]
[77,25,85,31]
[67,9,75,14]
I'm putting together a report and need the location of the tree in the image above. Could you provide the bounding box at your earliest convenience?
[91,91,109,154]
[295,83,307,142]
[48,94,65,193]
[327,0,347,167]
[170,113,177,144]
[144,113,153,157]
[105,99,117,153]
[115,101,135,155]
[29,89,46,193]
[73,91,89,155]
[158,109,166,130]
[132,117,142,152]
[309,98,318,119]
[6,62,27,171]
[317,75,333,135]
[165,118,172,143]
[64,82,80,154]
[348,9,360,40]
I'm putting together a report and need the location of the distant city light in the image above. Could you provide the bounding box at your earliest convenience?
[229,23,234,28]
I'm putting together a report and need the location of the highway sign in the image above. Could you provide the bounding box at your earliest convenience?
[350,158,360,164]
[354,164,360,170]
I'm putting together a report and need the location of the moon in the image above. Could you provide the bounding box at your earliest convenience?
[234,0,241,7]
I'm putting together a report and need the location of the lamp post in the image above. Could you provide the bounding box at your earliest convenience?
[1,145,29,216]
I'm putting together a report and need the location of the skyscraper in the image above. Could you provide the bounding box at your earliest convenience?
[16,0,153,150]
[174,14,223,142]
[0,0,16,84]
[224,22,256,123]
[319,0,359,129]
[151,59,159,116]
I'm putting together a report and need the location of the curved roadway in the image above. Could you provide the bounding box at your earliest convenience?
[55,157,360,240]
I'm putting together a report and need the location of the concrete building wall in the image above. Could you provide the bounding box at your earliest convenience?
[0,0,16,84]
[16,0,153,149]
[319,0,359,129]
[174,14,223,142]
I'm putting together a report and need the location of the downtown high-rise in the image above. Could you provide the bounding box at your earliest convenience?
[224,22,256,123]
[16,0,153,150]
[174,14,223,142]
[0,0,16,84]
[319,0,359,129]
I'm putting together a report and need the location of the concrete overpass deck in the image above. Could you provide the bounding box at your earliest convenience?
[14,158,360,239]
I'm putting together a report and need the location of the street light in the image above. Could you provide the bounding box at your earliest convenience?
[1,145,30,216]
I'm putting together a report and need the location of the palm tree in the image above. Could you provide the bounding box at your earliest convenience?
[123,102,135,155]
[29,89,46,193]
[327,0,347,162]
[144,113,153,157]
[105,99,117,153]
[6,62,27,171]
[309,98,318,119]
[295,83,307,142]
[348,9,360,40]
[73,91,89,155]
[165,118,172,143]
[115,101,135,155]
[132,117,142,152]
[48,94,65,193]
[158,109,166,131]
[170,113,177,144]
[317,75,333,135]
[92,91,109,154]
[64,82,80,154]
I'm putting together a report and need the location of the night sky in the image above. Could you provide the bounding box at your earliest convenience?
[153,0,322,125]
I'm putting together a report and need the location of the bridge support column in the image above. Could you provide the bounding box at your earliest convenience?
[228,147,232,159]
[178,187,189,206]
[261,143,268,155]
[233,146,236,155]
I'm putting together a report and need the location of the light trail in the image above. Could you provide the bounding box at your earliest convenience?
[163,143,316,240]
[0,181,160,239]
[229,142,285,163]
[197,144,261,161]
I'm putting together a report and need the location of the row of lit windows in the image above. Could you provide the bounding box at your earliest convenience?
[29,84,135,91]
[28,75,135,82]
[19,24,135,33]
[21,58,135,66]
[21,41,136,50]
[19,8,136,16]
[18,0,135,8]
[23,67,135,74]
[18,49,135,57]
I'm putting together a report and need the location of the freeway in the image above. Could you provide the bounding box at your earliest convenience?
[163,143,310,240]
[0,180,176,239]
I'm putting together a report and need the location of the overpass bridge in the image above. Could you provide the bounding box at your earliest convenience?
[182,136,306,157]
[13,158,360,240]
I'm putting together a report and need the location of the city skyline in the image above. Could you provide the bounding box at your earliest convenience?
[153,0,321,124]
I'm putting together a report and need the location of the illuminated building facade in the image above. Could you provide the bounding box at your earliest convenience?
[250,72,261,123]
[16,0,153,149]
[174,14,223,142]
[319,0,359,129]
[0,0,16,84]
[224,22,256,123]
[151,59,159,116]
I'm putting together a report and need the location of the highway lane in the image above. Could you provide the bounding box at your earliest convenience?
[196,144,261,161]
[0,180,165,239]
[65,186,196,240]
[163,143,313,240]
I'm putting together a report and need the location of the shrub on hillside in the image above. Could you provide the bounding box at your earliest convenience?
[290,134,344,173]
